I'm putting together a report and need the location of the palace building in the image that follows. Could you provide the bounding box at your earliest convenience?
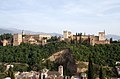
[13,32,51,46]
[63,30,110,46]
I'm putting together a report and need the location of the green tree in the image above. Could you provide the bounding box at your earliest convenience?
[7,66,15,79]
[47,36,58,42]
[110,38,113,43]
[0,33,12,40]
[79,33,82,44]
[99,66,104,79]
[88,56,94,79]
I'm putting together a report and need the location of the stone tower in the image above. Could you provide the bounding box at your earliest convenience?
[58,65,63,76]
[99,31,105,41]
[89,35,95,46]
[13,34,22,46]
[63,31,72,39]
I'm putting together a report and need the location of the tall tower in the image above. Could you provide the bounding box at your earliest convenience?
[58,65,63,76]
[63,31,72,39]
[89,36,95,46]
[99,31,105,41]
[13,34,22,46]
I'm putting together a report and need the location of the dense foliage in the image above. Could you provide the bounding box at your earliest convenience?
[0,33,13,41]
[0,41,68,71]
[70,43,120,67]
[0,41,120,75]
[0,42,120,66]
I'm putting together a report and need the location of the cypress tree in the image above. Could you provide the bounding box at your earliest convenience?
[79,33,82,44]
[99,66,104,79]
[8,66,15,79]
[88,56,94,79]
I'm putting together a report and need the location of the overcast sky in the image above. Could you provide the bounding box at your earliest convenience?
[0,0,120,35]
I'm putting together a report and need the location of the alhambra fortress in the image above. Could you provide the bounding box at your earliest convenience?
[1,30,110,46]
[63,30,110,46]
[13,33,51,46]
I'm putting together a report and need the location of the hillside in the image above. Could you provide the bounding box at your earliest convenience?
[47,48,77,75]
[0,41,119,77]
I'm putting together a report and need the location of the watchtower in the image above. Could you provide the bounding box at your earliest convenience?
[99,31,105,41]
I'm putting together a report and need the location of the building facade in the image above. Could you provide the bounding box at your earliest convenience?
[63,31,72,39]
[63,31,110,45]
[13,34,23,46]
[13,33,51,46]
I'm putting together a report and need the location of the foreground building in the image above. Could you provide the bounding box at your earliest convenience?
[40,65,63,79]
[63,30,110,45]
[15,71,39,79]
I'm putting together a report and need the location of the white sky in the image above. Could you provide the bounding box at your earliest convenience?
[0,0,120,35]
